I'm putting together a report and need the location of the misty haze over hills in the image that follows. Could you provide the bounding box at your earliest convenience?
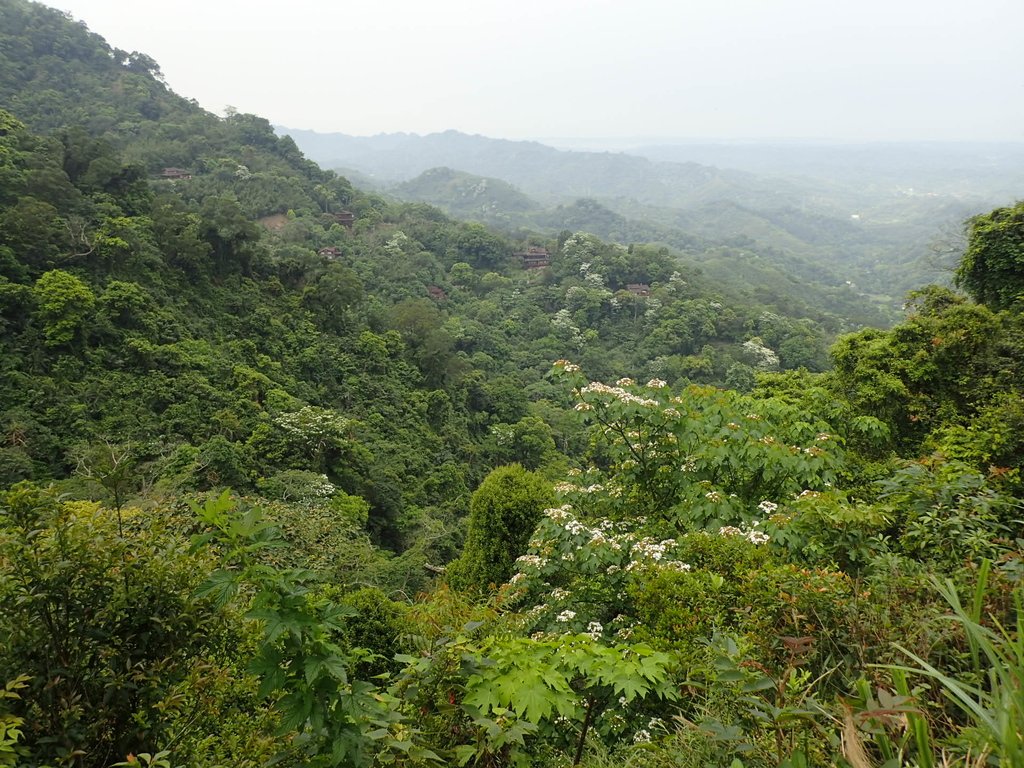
[280,127,1024,303]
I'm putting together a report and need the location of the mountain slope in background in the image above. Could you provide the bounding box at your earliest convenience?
[281,127,1021,301]
[280,127,803,208]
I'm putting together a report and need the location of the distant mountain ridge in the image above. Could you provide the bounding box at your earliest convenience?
[279,127,800,209]
[280,126,1014,301]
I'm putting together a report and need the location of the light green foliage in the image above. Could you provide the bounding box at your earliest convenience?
[448,464,553,593]
[454,222,511,268]
[887,563,1024,767]
[764,488,891,573]
[337,587,411,678]
[829,286,1022,453]
[459,634,676,766]
[0,676,29,768]
[878,460,1020,568]
[488,415,559,470]
[257,468,338,503]
[0,7,1022,764]
[504,502,722,639]
[32,268,95,346]
[682,633,829,767]
[927,391,1024,492]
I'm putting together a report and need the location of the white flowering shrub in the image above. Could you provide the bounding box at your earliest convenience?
[257,469,336,503]
[551,360,844,529]
[272,405,353,468]
[503,503,701,640]
[742,337,780,370]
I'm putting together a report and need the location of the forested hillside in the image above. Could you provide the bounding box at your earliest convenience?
[1,1,1023,767]
[283,128,1018,304]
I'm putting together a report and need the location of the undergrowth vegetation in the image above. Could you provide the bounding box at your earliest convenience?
[0,2,1022,765]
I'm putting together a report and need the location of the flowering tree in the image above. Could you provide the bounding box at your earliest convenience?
[551,360,843,528]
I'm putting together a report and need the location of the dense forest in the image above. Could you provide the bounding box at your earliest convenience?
[282,128,1018,307]
[1,1,1023,767]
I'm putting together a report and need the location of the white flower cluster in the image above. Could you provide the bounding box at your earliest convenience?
[632,537,675,561]
[623,537,691,573]
[646,378,667,389]
[661,561,693,572]
[543,505,573,522]
[758,500,779,515]
[555,609,576,623]
[565,286,589,305]
[551,309,575,330]
[553,359,581,373]
[586,528,623,551]
[490,424,514,446]
[565,519,587,535]
[742,338,780,370]
[549,508,628,552]
[718,524,771,545]
[274,406,350,443]
[515,554,548,569]
[383,231,409,257]
[307,474,337,498]
[586,621,603,639]
[580,381,658,407]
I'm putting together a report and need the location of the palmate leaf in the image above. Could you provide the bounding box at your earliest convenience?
[275,690,313,735]
[304,653,350,685]
[194,568,237,607]
[608,673,649,703]
[463,678,501,713]
[247,607,292,642]
[454,744,477,766]
[506,675,557,724]
[255,664,286,699]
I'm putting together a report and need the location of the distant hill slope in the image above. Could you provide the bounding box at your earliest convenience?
[629,140,1024,201]
[394,167,542,222]
[281,127,1013,301]
[280,127,804,209]
[0,0,337,214]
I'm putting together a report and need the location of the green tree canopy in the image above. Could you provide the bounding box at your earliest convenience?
[955,200,1024,311]
[447,464,553,593]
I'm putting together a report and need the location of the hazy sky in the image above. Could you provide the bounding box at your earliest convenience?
[54,0,1024,141]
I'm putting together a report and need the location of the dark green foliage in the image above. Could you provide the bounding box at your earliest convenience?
[955,200,1024,310]
[338,587,411,677]
[0,484,235,767]
[447,464,553,592]
[830,286,1023,452]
